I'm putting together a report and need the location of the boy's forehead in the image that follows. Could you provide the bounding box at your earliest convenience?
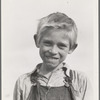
[40,28,70,40]
[40,28,70,36]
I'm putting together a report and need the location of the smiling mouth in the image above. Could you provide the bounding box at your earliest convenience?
[46,56,59,60]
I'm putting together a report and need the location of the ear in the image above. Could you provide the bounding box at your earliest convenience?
[68,44,78,54]
[34,34,39,48]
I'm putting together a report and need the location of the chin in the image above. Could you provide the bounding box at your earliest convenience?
[45,62,59,68]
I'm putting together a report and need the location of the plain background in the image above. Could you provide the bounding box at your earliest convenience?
[2,0,98,100]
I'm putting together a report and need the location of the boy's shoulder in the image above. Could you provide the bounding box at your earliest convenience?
[64,64,87,80]
[16,64,40,84]
[17,67,37,82]
[16,72,31,85]
[70,69,87,78]
[18,72,31,80]
[70,69,87,82]
[16,70,35,85]
[15,71,34,90]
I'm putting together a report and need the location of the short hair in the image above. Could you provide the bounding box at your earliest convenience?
[36,12,78,49]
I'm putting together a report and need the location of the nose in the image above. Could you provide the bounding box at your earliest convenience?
[49,45,58,54]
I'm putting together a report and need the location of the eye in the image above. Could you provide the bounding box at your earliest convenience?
[58,43,68,49]
[43,40,52,46]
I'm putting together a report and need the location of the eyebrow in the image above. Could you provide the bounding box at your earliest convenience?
[43,39,53,43]
[43,39,69,46]
[58,42,68,46]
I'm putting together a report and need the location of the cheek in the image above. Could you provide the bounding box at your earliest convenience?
[39,48,44,59]
[39,45,50,56]
[60,50,69,58]
[40,45,50,52]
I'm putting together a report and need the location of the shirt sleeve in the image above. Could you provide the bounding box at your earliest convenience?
[13,78,23,100]
[83,77,93,100]
[70,70,93,100]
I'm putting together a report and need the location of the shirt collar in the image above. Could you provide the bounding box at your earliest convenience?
[31,62,70,77]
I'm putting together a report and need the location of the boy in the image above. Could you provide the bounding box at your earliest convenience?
[13,12,92,100]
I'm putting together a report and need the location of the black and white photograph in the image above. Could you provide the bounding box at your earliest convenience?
[2,0,98,100]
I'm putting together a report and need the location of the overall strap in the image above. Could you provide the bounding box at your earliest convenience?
[62,67,72,85]
[62,67,75,100]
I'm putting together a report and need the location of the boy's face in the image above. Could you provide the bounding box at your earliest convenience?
[37,29,71,69]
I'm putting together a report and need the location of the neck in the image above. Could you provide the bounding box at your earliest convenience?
[39,63,64,75]
[39,63,55,75]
